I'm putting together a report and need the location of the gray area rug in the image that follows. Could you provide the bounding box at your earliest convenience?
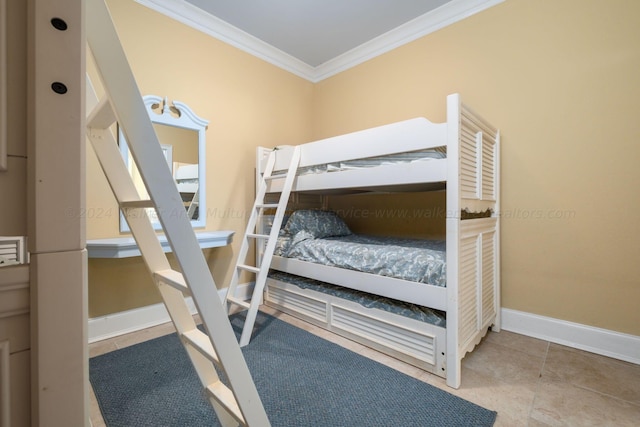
[90,312,497,426]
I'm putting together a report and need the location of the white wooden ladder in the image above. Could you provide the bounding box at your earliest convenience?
[225,147,300,346]
[85,1,270,426]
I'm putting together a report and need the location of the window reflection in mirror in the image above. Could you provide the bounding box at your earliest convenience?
[119,96,208,232]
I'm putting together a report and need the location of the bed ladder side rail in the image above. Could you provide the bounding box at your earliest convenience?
[86,1,269,426]
[225,146,301,347]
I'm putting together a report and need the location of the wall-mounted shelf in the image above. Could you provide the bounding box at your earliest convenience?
[87,230,234,258]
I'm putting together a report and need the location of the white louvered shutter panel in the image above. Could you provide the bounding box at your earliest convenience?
[481,134,497,201]
[481,231,496,326]
[0,236,26,264]
[460,124,480,199]
[458,235,479,349]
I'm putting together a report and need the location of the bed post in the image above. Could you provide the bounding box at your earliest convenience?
[493,130,502,333]
[445,94,462,389]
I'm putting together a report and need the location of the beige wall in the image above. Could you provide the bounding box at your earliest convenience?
[1,1,30,425]
[88,0,640,337]
[314,0,640,336]
[87,0,314,316]
[0,0,27,236]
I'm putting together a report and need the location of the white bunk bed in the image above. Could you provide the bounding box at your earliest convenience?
[257,93,500,389]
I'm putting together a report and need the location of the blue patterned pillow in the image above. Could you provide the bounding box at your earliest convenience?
[283,210,351,238]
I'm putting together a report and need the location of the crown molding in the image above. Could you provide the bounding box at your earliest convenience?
[135,0,503,83]
[314,0,504,81]
[134,0,317,80]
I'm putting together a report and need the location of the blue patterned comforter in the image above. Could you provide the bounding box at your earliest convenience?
[274,234,447,287]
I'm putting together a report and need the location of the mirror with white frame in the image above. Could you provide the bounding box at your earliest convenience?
[119,95,208,231]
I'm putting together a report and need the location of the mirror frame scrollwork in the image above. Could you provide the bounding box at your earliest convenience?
[119,95,209,231]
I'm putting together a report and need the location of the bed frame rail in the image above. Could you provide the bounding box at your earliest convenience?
[264,117,447,173]
[270,256,448,311]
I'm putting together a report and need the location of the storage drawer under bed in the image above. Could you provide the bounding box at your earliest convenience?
[264,278,447,377]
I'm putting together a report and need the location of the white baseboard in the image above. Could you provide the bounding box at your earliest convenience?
[89,291,639,366]
[88,297,195,343]
[88,283,255,343]
[501,308,640,365]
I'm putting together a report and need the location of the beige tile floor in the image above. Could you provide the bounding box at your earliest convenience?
[89,306,640,427]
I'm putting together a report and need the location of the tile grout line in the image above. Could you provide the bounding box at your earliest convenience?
[525,340,551,426]
[544,343,640,409]
[569,382,640,408]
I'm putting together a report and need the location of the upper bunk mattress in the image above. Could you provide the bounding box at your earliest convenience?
[275,148,445,177]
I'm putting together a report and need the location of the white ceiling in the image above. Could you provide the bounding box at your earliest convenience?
[183,0,452,67]
[135,0,503,82]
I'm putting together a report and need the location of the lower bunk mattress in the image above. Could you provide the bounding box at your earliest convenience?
[264,271,447,377]
[275,234,447,287]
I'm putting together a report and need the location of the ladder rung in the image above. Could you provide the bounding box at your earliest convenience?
[237,264,260,274]
[227,296,251,310]
[263,174,282,181]
[87,96,117,129]
[181,329,220,365]
[247,233,269,240]
[120,199,155,208]
[154,269,190,294]
[256,203,278,209]
[206,381,245,425]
